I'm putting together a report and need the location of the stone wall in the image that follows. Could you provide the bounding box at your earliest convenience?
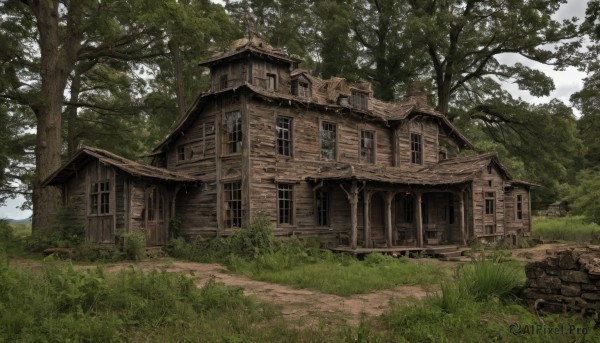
[523,248,600,315]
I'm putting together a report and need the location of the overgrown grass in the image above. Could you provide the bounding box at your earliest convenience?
[533,215,600,242]
[0,250,374,342]
[229,251,450,296]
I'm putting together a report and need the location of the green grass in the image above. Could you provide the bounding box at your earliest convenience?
[8,222,31,237]
[228,252,451,296]
[533,215,600,242]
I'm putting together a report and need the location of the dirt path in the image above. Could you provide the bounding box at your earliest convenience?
[102,260,430,326]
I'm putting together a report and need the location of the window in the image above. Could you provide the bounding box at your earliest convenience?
[224,182,242,228]
[267,73,276,90]
[411,133,422,164]
[320,122,337,160]
[402,195,414,223]
[350,90,368,110]
[225,111,242,154]
[90,181,110,215]
[485,192,495,215]
[488,180,493,187]
[177,145,185,161]
[439,150,447,161]
[484,225,496,235]
[220,74,228,90]
[277,183,294,225]
[292,78,310,97]
[276,116,292,157]
[516,194,523,220]
[316,190,329,226]
[360,130,375,163]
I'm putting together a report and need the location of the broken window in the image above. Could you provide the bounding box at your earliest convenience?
[278,183,294,225]
[320,122,337,161]
[276,116,292,157]
[225,110,242,154]
[224,182,242,228]
[411,133,422,164]
[360,130,375,164]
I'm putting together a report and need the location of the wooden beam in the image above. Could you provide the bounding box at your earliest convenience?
[416,191,423,247]
[385,191,394,248]
[342,181,360,250]
[459,189,466,245]
[363,189,372,248]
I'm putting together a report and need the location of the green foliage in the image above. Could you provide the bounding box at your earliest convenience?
[50,199,85,248]
[228,215,276,259]
[533,215,600,242]
[122,230,147,261]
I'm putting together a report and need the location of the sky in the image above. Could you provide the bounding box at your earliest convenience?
[0,0,591,221]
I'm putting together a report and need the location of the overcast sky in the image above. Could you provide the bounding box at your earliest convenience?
[0,0,591,220]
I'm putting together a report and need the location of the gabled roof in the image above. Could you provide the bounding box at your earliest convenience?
[199,37,301,67]
[306,153,532,188]
[43,146,200,187]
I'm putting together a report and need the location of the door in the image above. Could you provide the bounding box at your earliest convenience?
[146,187,168,246]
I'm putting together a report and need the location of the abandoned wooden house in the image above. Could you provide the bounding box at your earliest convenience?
[43,37,533,250]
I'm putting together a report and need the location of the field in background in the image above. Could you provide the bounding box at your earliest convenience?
[532,215,600,243]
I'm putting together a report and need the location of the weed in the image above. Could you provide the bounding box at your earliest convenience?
[122,230,147,261]
[533,215,600,242]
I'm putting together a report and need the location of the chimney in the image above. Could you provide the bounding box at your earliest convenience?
[406,81,428,107]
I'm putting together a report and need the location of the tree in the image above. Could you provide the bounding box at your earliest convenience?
[406,0,581,117]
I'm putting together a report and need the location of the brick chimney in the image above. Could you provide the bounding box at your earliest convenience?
[406,81,428,107]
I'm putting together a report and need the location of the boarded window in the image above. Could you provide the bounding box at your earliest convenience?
[276,116,292,157]
[224,182,242,228]
[350,91,368,110]
[360,130,375,163]
[267,73,276,90]
[225,111,242,154]
[277,183,294,225]
[516,194,523,220]
[484,225,496,235]
[411,133,422,164]
[320,122,337,160]
[90,181,110,215]
[316,190,329,226]
[485,192,495,215]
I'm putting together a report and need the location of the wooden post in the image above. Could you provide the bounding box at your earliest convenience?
[385,191,394,248]
[340,180,360,249]
[459,190,466,245]
[416,191,423,247]
[363,189,371,248]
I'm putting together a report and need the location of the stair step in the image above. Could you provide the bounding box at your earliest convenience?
[438,250,463,258]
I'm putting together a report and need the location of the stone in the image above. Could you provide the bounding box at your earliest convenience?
[527,277,562,289]
[545,268,559,276]
[561,284,581,297]
[581,284,598,291]
[581,293,600,301]
[559,270,589,283]
[559,252,578,270]
[525,267,545,278]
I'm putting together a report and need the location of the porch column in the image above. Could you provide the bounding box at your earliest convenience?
[416,191,423,247]
[459,190,466,245]
[385,191,394,248]
[349,181,359,250]
[363,189,372,248]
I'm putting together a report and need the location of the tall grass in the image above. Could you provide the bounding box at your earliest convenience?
[533,215,600,242]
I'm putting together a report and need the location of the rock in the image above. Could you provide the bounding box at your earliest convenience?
[581,293,600,301]
[559,252,578,270]
[527,277,562,289]
[525,267,545,278]
[581,284,598,291]
[559,270,589,284]
[561,284,581,297]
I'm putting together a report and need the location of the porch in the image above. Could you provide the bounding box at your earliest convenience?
[330,244,469,260]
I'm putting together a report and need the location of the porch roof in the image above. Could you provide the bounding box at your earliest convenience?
[43,146,201,186]
[306,153,523,187]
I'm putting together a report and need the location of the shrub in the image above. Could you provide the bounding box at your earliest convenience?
[122,231,147,261]
[51,199,85,247]
[229,215,275,259]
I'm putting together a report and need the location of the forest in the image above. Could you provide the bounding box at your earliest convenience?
[1,0,600,233]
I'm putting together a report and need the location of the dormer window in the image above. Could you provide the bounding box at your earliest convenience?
[292,76,311,98]
[350,90,368,110]
[267,73,276,91]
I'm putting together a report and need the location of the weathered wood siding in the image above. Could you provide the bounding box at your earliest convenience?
[504,186,531,233]
[471,166,506,238]
[396,117,439,168]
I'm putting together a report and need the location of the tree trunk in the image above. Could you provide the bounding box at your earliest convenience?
[66,69,82,157]
[170,40,187,117]
[29,0,83,235]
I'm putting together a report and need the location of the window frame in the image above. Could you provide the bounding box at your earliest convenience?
[516,194,523,220]
[219,74,228,90]
[484,224,496,235]
[177,145,186,162]
[410,132,423,164]
[350,90,368,110]
[276,116,293,157]
[359,129,376,164]
[320,121,338,161]
[90,180,110,216]
[484,191,495,215]
[224,110,242,155]
[224,182,242,228]
[267,73,277,91]
[277,183,295,226]
[315,189,330,227]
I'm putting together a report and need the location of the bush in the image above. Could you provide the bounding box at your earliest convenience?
[122,231,147,261]
[51,199,85,247]
[229,215,275,259]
